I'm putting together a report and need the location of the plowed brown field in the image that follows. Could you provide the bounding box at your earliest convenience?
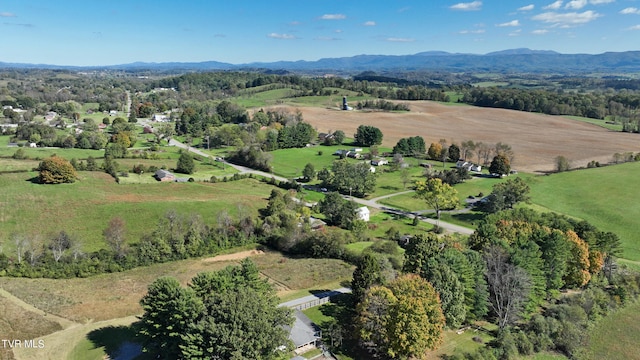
[272,102,640,173]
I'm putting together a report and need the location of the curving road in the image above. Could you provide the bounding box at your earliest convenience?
[168,138,474,236]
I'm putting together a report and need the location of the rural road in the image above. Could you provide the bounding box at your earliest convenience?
[168,138,475,236]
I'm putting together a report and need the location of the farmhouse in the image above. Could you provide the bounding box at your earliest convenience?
[356,206,370,222]
[456,160,482,173]
[154,169,176,182]
[285,310,322,355]
[371,158,388,166]
[152,114,169,122]
[318,132,334,142]
[44,111,57,122]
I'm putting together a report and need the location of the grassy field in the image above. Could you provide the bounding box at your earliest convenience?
[580,301,640,360]
[527,162,640,261]
[269,144,347,179]
[379,176,492,211]
[0,171,274,253]
[563,115,623,131]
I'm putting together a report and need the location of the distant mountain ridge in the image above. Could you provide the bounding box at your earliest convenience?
[1,48,639,73]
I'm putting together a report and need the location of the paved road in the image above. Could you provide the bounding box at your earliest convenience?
[168,138,475,236]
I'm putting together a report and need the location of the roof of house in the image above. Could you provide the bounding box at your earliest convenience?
[155,169,174,179]
[285,310,321,348]
[356,206,369,213]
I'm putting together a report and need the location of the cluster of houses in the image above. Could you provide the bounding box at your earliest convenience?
[333,148,363,159]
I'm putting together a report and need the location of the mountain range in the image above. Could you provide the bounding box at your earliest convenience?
[2,48,639,74]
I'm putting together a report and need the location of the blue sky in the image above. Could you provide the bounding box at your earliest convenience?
[1,0,639,66]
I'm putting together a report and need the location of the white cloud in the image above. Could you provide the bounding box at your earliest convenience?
[289,21,301,26]
[532,10,601,26]
[385,37,415,42]
[267,33,296,39]
[509,29,522,36]
[565,0,587,9]
[544,1,563,10]
[497,20,520,27]
[398,6,411,13]
[0,12,16,17]
[518,4,535,11]
[363,21,376,26]
[450,1,482,11]
[589,0,614,4]
[315,36,341,41]
[335,29,343,33]
[532,29,550,34]
[620,7,640,15]
[458,29,486,34]
[630,25,640,30]
[319,14,346,20]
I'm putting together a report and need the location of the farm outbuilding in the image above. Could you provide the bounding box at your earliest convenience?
[155,169,176,182]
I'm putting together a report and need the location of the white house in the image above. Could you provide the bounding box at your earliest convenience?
[371,159,388,166]
[355,206,370,222]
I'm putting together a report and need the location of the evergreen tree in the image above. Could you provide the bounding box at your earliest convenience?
[176,152,195,174]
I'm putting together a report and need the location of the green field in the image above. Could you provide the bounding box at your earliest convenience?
[527,162,640,261]
[0,171,274,253]
[379,174,513,211]
[270,144,348,179]
[563,115,624,131]
[580,301,640,360]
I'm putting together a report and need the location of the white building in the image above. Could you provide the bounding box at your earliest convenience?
[355,206,370,222]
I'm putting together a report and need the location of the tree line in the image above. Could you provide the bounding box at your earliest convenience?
[460,87,640,125]
[0,208,259,278]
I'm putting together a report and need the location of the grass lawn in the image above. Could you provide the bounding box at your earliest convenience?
[344,241,374,254]
[269,144,354,179]
[580,301,640,360]
[0,172,274,253]
[563,115,623,131]
[379,173,533,211]
[0,144,105,160]
[367,210,434,237]
[234,88,300,108]
[528,162,640,261]
[424,323,497,359]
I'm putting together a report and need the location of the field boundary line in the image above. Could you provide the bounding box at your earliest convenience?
[0,287,77,329]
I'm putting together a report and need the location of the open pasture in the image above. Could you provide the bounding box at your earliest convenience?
[528,162,640,261]
[0,172,273,253]
[267,101,640,173]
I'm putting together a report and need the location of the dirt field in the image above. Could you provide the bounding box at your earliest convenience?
[202,249,265,262]
[276,102,640,173]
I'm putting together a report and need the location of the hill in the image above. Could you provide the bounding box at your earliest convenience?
[3,49,640,73]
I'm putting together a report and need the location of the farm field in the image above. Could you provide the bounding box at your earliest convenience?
[267,101,640,173]
[527,162,640,261]
[0,171,273,253]
[579,301,640,360]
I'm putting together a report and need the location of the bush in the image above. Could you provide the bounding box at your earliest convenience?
[12,148,28,160]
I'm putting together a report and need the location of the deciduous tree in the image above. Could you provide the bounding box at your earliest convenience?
[489,154,511,176]
[354,125,383,146]
[414,178,458,225]
[37,155,77,184]
[357,274,445,358]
